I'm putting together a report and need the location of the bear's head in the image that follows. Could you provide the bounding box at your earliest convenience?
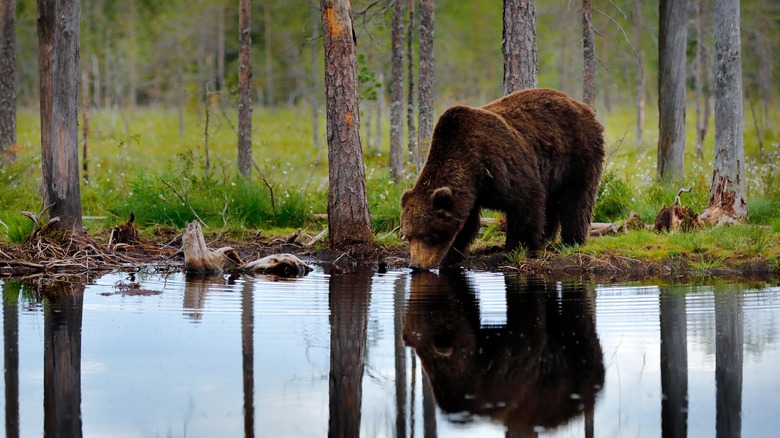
[400,186,464,270]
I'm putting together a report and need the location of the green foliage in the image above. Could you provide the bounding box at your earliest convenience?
[505,246,528,264]
[366,174,407,232]
[0,213,34,244]
[748,196,780,225]
[357,53,381,102]
[594,171,632,222]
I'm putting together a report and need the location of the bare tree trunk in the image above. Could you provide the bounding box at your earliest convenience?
[582,0,595,108]
[502,0,537,94]
[328,271,371,438]
[40,0,83,232]
[633,0,645,149]
[127,0,137,109]
[37,0,54,208]
[217,4,226,96]
[0,0,16,162]
[417,0,434,171]
[406,0,418,167]
[321,0,373,247]
[43,284,84,438]
[702,0,747,224]
[389,0,405,182]
[310,1,321,150]
[374,73,383,154]
[657,0,687,182]
[694,0,711,161]
[81,68,89,183]
[264,0,274,106]
[238,0,253,178]
[91,55,100,111]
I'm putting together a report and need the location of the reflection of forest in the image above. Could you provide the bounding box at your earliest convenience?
[403,272,605,435]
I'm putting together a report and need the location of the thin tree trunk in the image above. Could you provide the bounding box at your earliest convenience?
[582,0,595,108]
[310,0,321,150]
[217,4,226,96]
[633,0,645,149]
[374,73,383,154]
[502,0,537,94]
[44,0,83,232]
[321,0,373,247]
[702,0,747,223]
[91,54,100,111]
[657,0,687,182]
[389,0,405,182]
[127,0,137,109]
[238,0,253,178]
[37,0,54,208]
[406,0,417,167]
[0,0,16,161]
[264,0,273,106]
[81,68,89,183]
[694,0,710,161]
[328,271,371,438]
[417,0,434,171]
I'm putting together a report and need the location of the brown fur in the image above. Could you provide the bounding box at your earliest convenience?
[401,88,605,269]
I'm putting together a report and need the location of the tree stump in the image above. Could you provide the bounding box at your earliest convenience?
[181,222,243,273]
[243,253,312,277]
[108,212,139,246]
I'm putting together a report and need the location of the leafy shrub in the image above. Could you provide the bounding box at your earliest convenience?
[594,171,632,222]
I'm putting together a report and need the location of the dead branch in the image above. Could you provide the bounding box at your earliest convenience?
[159,178,207,227]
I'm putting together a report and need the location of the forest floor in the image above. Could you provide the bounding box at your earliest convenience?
[1,224,779,283]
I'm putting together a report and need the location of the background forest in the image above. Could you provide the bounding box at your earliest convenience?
[2,0,780,239]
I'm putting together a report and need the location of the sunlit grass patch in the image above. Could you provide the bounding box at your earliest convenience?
[0,213,34,244]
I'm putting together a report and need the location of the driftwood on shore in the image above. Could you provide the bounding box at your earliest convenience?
[181,222,311,276]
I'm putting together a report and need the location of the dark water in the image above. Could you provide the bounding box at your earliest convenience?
[2,268,780,437]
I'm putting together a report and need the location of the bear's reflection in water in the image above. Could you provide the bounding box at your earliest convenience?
[403,271,605,434]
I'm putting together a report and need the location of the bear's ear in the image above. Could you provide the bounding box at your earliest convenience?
[431,186,454,211]
[401,189,412,207]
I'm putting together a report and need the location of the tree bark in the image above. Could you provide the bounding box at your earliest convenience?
[702,0,747,224]
[502,0,537,94]
[657,0,687,182]
[0,0,16,161]
[406,0,418,168]
[41,0,83,232]
[694,0,711,161]
[581,0,595,108]
[238,0,253,178]
[264,0,274,106]
[328,271,371,438]
[389,0,405,182]
[310,0,321,151]
[633,0,645,149]
[321,0,373,247]
[417,0,434,171]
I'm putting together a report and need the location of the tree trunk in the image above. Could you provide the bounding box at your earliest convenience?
[241,279,255,438]
[694,0,711,161]
[660,289,688,438]
[389,0,405,182]
[417,0,434,171]
[657,0,687,182]
[321,0,373,247]
[581,0,595,108]
[127,0,137,109]
[633,0,645,149]
[81,68,89,183]
[502,0,537,94]
[374,73,383,154]
[264,0,273,106]
[0,0,16,162]
[715,291,743,438]
[328,271,371,438]
[393,277,407,438]
[238,0,253,178]
[310,0,321,151]
[44,284,84,438]
[40,0,83,232]
[702,0,747,224]
[406,0,418,168]
[217,4,226,96]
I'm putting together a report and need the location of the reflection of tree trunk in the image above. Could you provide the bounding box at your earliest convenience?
[44,284,84,438]
[659,290,687,438]
[328,271,371,438]
[183,274,222,322]
[422,371,436,438]
[3,283,20,438]
[242,279,255,438]
[394,277,407,438]
[716,292,743,438]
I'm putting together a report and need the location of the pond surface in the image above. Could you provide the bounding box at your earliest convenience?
[2,268,780,437]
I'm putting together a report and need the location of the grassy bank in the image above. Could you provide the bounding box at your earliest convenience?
[1,102,779,270]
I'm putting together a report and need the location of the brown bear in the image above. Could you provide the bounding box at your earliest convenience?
[400,88,605,270]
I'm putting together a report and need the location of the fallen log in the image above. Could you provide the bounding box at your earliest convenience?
[181,221,311,276]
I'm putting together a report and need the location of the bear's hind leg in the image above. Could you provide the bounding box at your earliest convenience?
[441,207,481,266]
[505,203,545,255]
[559,188,597,246]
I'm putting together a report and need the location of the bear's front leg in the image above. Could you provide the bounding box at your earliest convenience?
[505,203,545,256]
[441,207,481,266]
